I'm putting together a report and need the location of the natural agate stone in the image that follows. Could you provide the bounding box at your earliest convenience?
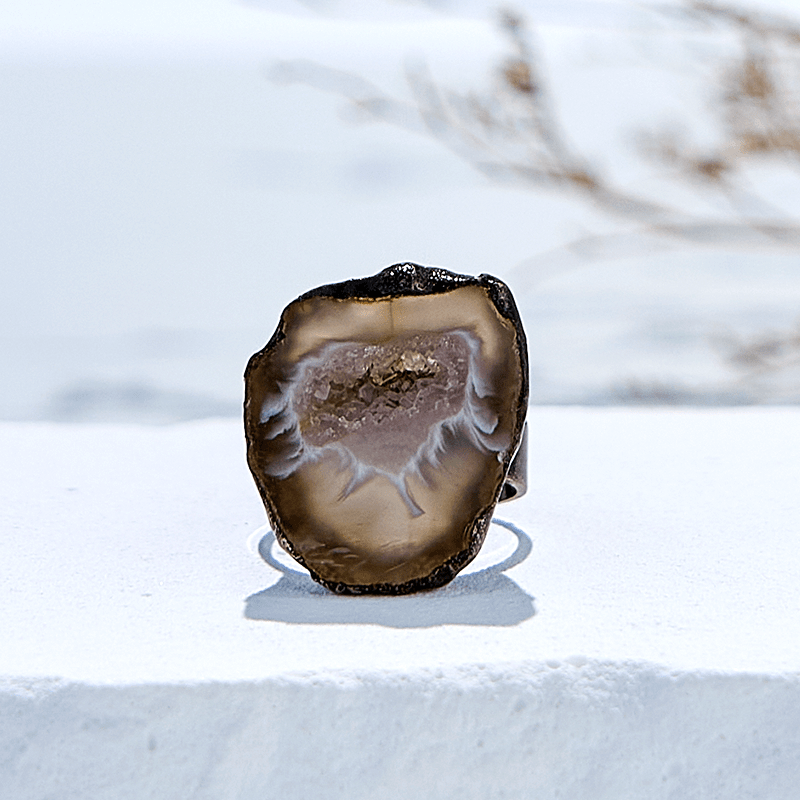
[244,263,528,595]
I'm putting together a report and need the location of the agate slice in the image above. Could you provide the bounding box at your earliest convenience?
[244,263,528,595]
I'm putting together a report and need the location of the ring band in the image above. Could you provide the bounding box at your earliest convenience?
[499,422,527,502]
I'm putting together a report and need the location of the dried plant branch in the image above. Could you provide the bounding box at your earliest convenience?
[270,1,800,398]
[645,2,800,193]
[272,3,800,235]
[714,323,800,372]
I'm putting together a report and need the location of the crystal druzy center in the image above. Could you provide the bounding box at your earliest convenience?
[293,333,469,475]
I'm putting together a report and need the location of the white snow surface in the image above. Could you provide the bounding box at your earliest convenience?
[2,409,800,798]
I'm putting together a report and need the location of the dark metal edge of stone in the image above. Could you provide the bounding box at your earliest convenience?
[296,262,474,302]
[244,262,529,596]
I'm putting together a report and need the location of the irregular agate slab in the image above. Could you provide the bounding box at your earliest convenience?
[244,263,528,595]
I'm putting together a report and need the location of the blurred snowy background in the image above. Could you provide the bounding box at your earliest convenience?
[3,0,800,423]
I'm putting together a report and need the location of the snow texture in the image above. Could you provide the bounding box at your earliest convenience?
[2,409,800,798]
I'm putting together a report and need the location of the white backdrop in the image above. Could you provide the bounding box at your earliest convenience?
[3,0,800,420]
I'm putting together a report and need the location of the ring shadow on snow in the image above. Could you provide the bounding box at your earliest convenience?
[244,519,535,628]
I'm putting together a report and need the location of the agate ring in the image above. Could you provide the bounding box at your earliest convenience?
[244,263,528,595]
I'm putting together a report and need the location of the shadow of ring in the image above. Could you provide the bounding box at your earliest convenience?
[256,516,532,583]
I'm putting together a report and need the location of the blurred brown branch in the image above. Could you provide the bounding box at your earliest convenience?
[270,1,800,398]
[712,321,800,385]
[273,2,800,236]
